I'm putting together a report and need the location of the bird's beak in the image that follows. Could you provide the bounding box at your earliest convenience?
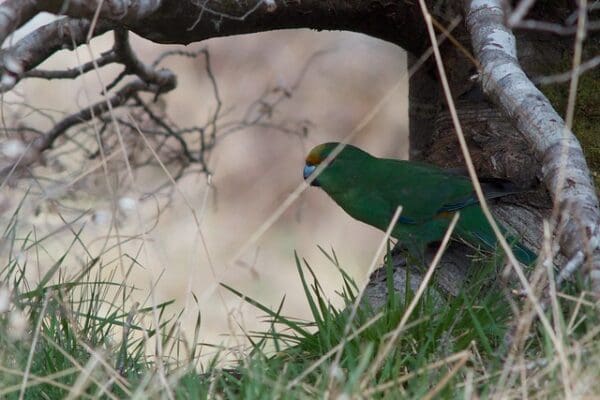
[303,164,320,186]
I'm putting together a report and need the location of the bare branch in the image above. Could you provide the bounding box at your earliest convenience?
[48,0,163,21]
[44,77,174,149]
[506,0,536,27]
[533,55,600,85]
[0,0,430,96]
[131,95,201,165]
[24,50,118,80]
[113,29,171,87]
[0,0,162,45]
[465,0,600,292]
[0,0,38,46]
[0,76,176,180]
[512,19,600,35]
[127,0,427,54]
[0,17,113,91]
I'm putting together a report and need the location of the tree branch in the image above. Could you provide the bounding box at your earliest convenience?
[0,17,113,91]
[0,76,176,180]
[0,1,429,94]
[0,0,161,45]
[0,0,38,47]
[464,0,600,292]
[134,0,425,53]
[42,77,175,150]
[24,50,118,80]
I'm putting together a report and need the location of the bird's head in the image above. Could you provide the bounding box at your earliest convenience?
[303,142,370,188]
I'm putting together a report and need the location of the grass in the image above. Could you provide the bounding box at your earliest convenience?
[1,200,600,399]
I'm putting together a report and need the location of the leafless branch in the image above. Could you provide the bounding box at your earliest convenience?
[512,19,600,35]
[0,78,171,180]
[24,50,118,80]
[0,0,162,46]
[0,0,38,47]
[533,55,600,85]
[0,0,427,87]
[0,17,114,91]
[0,26,176,181]
[506,0,537,27]
[508,0,600,35]
[44,77,174,151]
[112,29,172,88]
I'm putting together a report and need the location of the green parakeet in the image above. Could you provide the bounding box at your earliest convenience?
[302,142,536,265]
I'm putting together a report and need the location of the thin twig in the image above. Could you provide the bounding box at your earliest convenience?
[24,51,118,80]
[533,55,600,85]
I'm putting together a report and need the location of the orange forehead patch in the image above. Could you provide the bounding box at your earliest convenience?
[305,144,329,166]
[305,152,321,166]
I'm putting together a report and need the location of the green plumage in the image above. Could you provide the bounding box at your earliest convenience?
[303,142,536,265]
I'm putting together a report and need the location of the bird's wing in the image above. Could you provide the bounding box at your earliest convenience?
[337,184,417,233]
[369,159,475,222]
[436,176,526,212]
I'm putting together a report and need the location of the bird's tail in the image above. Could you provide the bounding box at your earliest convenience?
[507,235,537,265]
[457,207,537,265]
[469,229,537,265]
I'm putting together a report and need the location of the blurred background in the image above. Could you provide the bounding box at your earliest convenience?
[1,15,408,360]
